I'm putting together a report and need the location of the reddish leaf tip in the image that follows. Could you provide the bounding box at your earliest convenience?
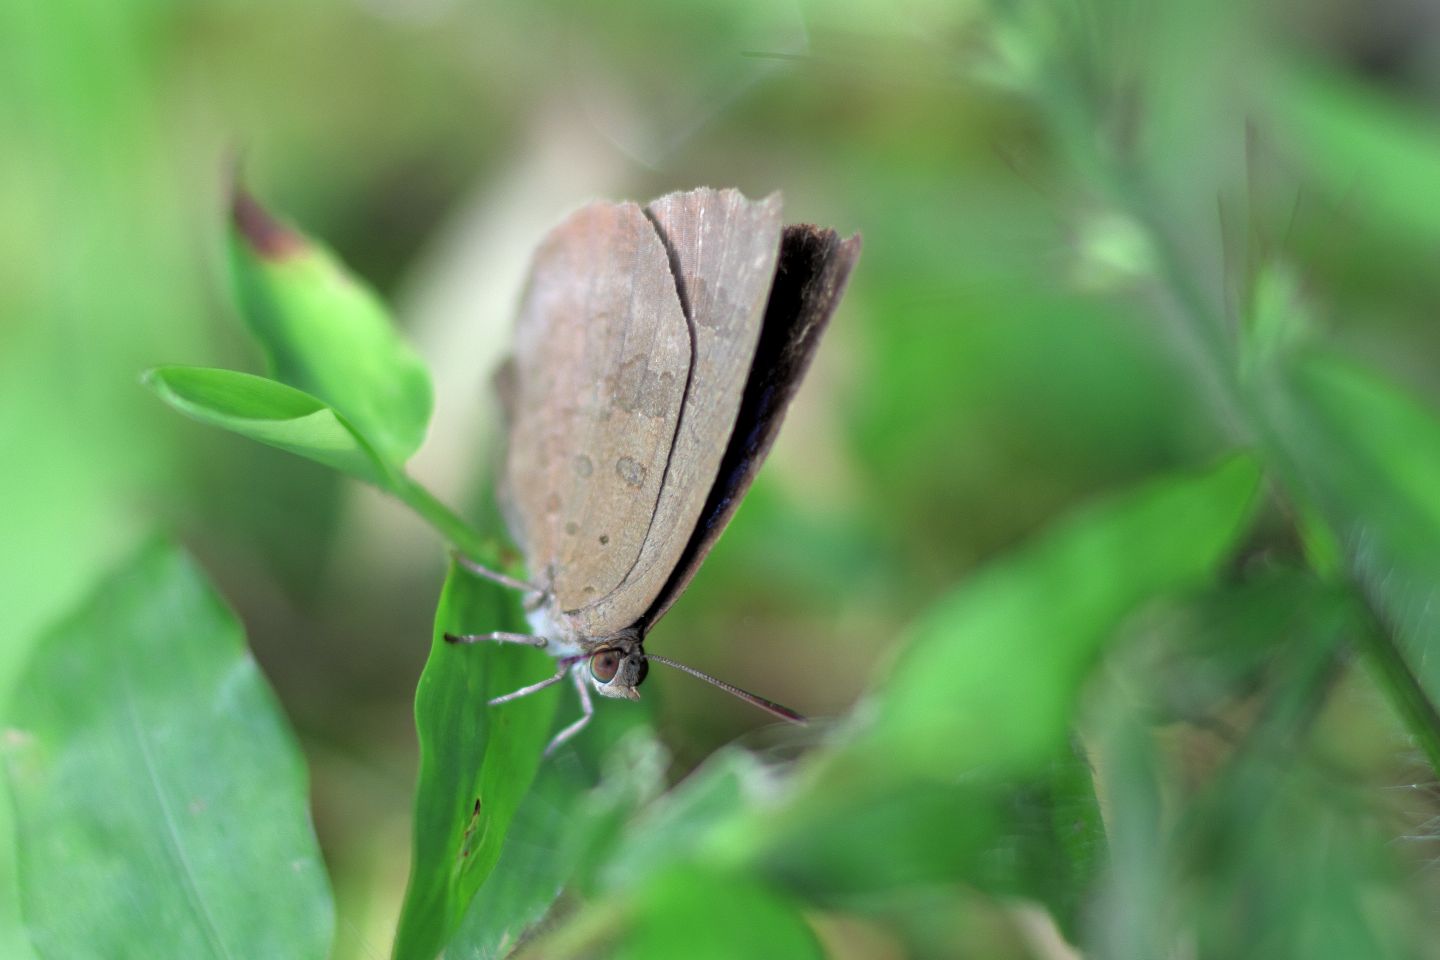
[231,185,304,260]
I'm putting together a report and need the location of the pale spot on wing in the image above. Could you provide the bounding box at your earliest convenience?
[615,456,646,487]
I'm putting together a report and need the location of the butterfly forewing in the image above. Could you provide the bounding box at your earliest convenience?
[502,201,691,616]
[569,188,783,637]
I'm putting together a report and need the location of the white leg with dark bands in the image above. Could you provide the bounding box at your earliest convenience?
[445,631,548,647]
[452,553,542,595]
[543,667,594,756]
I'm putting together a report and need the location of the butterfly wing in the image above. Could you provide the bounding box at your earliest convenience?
[642,224,862,629]
[567,188,784,637]
[501,201,691,619]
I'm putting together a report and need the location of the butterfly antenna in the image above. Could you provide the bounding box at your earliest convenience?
[644,653,807,725]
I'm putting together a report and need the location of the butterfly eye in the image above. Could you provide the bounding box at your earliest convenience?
[589,650,620,683]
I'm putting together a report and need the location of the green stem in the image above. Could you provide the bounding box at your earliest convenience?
[390,472,501,567]
[1355,608,1440,776]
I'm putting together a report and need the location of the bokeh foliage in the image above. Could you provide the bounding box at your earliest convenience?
[6,0,1440,957]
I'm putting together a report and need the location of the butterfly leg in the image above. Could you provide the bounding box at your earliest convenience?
[487,657,580,706]
[444,631,548,647]
[543,666,594,757]
[451,551,547,609]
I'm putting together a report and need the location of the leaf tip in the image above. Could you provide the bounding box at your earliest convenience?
[139,367,166,393]
[231,183,305,261]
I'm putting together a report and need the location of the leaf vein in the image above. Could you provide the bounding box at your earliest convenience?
[119,661,234,960]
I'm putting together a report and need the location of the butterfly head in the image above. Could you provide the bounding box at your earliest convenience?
[585,634,648,701]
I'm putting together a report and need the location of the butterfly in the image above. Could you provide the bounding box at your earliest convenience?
[447,187,859,754]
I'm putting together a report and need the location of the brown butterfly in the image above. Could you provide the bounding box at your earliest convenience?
[447,187,860,754]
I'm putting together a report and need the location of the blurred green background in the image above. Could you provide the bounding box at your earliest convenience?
[5,0,1440,956]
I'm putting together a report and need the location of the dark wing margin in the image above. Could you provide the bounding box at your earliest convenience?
[641,224,862,629]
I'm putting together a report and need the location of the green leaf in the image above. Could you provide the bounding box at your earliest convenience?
[976,741,1106,938]
[229,188,433,466]
[738,763,1003,897]
[735,750,1096,938]
[862,454,1262,777]
[445,731,666,960]
[144,366,394,488]
[442,762,583,960]
[1121,569,1344,725]
[612,868,823,960]
[1269,62,1440,251]
[0,540,333,960]
[393,561,560,960]
[595,748,763,892]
